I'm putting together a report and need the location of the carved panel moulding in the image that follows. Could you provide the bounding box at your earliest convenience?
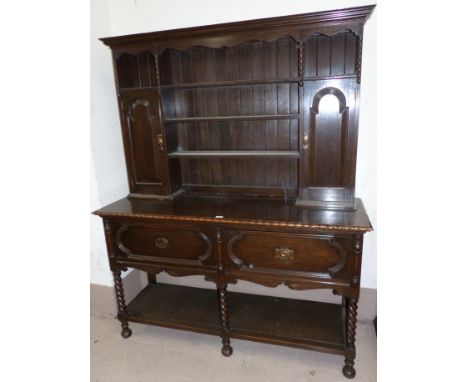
[227,231,348,276]
[127,99,153,121]
[115,224,213,266]
[309,87,350,187]
[226,233,250,268]
[124,98,164,187]
[327,238,348,274]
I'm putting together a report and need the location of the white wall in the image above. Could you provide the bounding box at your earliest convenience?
[90,0,129,285]
[90,0,377,289]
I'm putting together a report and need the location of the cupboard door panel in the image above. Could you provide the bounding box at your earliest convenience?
[298,80,357,208]
[120,90,166,194]
[312,93,346,186]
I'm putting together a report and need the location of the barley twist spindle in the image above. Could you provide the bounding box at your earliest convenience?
[155,53,161,93]
[355,36,363,84]
[343,298,358,378]
[218,286,232,356]
[216,227,232,356]
[113,270,132,339]
[298,42,304,87]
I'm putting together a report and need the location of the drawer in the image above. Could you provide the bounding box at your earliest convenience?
[114,223,214,267]
[225,231,350,276]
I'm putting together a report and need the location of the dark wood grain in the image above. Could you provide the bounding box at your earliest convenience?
[97,5,375,378]
[225,230,349,275]
[112,23,363,201]
[114,28,361,204]
[118,90,168,195]
[101,5,375,51]
[94,195,372,233]
[125,283,345,354]
[113,223,215,267]
[167,151,299,158]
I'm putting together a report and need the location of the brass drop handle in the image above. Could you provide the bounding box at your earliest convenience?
[275,247,295,262]
[155,237,169,249]
[156,134,164,152]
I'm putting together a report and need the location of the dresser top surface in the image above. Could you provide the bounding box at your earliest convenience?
[94,196,372,233]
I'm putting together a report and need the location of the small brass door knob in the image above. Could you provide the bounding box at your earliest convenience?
[303,132,309,149]
[156,134,164,151]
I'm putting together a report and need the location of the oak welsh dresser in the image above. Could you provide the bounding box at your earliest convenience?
[93,5,375,378]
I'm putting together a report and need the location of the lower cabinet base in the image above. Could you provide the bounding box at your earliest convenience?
[119,283,356,377]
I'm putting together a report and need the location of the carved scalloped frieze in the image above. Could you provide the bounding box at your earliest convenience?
[113,29,361,59]
[225,273,348,292]
[114,260,217,281]
[109,23,363,56]
[165,269,214,279]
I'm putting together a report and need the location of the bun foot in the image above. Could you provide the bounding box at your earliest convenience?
[121,327,132,339]
[342,365,356,379]
[221,344,233,357]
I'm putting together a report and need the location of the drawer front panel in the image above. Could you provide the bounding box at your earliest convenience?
[115,223,214,266]
[226,231,349,276]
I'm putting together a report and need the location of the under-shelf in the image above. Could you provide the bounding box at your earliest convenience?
[167,150,300,159]
[164,114,299,123]
[125,283,345,354]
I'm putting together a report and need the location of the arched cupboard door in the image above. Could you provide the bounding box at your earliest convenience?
[298,82,358,209]
[119,90,171,196]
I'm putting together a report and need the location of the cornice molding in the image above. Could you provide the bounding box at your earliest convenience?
[100,5,375,50]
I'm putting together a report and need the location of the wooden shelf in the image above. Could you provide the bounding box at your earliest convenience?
[167,150,300,159]
[164,114,299,123]
[125,283,345,354]
[160,78,298,89]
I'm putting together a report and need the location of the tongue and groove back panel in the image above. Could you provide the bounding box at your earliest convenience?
[108,9,365,207]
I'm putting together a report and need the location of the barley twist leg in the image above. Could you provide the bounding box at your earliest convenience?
[218,286,232,356]
[343,298,358,378]
[113,270,132,339]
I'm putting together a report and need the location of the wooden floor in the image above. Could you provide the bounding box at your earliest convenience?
[126,283,345,355]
